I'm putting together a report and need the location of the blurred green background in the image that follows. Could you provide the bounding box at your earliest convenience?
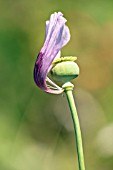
[0,0,113,169]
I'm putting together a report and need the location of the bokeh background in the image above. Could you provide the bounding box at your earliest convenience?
[0,0,113,169]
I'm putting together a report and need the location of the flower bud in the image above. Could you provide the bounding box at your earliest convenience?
[50,60,79,83]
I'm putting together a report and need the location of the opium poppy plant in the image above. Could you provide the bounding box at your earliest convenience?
[33,12,86,170]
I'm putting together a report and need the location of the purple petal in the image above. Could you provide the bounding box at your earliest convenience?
[34,12,70,94]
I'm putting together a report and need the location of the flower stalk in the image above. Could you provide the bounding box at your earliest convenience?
[62,82,85,170]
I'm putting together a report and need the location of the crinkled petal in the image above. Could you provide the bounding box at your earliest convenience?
[34,12,70,94]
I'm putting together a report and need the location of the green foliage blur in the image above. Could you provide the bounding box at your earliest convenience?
[0,0,113,169]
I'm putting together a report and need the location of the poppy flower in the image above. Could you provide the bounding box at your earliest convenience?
[34,12,70,94]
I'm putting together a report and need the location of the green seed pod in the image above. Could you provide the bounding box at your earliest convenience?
[50,59,79,83]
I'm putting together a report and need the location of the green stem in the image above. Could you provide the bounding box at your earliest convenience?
[62,82,85,170]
